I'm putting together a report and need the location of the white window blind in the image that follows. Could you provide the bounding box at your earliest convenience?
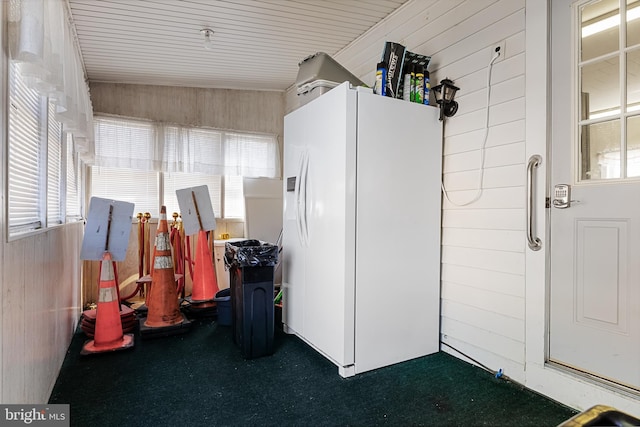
[224,175,244,218]
[94,118,156,170]
[91,117,279,219]
[47,101,63,226]
[224,132,280,177]
[65,133,82,219]
[91,167,159,217]
[8,61,45,234]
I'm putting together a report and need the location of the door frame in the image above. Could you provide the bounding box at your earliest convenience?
[523,0,640,414]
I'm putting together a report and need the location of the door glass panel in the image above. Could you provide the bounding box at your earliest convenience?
[580,119,621,180]
[581,57,620,120]
[628,115,640,177]
[628,0,640,46]
[629,49,640,110]
[581,0,620,61]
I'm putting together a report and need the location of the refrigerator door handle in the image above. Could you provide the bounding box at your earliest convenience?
[300,152,310,245]
[295,152,305,247]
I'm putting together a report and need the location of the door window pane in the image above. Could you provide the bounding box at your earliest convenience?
[628,0,640,46]
[628,115,640,177]
[628,49,640,109]
[581,0,620,61]
[581,57,620,119]
[581,120,621,180]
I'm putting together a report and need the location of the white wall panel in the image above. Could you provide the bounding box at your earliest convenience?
[1,224,82,404]
[442,228,523,253]
[441,316,524,362]
[443,120,525,155]
[442,187,524,210]
[442,246,524,276]
[442,208,523,231]
[442,299,524,342]
[441,335,526,383]
[441,264,524,297]
[443,164,524,191]
[443,142,524,173]
[442,282,525,320]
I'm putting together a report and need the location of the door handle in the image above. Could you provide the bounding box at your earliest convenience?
[527,155,542,251]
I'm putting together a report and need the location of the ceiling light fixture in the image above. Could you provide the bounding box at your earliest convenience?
[200,28,214,50]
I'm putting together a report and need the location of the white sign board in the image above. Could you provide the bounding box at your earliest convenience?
[80,197,135,261]
[176,185,217,235]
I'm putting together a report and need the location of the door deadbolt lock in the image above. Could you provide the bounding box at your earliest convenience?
[553,184,577,209]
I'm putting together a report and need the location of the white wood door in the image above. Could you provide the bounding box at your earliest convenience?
[549,0,640,390]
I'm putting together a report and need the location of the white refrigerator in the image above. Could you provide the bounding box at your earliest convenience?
[282,82,441,377]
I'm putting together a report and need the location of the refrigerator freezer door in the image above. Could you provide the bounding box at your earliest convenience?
[354,91,441,374]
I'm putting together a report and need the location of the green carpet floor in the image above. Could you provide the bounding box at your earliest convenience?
[50,318,577,426]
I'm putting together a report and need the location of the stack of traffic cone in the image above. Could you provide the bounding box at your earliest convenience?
[81,306,136,338]
[185,229,220,316]
[140,206,190,338]
[81,252,135,355]
[81,258,136,337]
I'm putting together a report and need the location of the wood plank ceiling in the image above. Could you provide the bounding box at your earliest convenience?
[67,0,410,91]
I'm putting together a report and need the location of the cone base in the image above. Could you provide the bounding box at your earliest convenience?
[80,334,135,356]
[185,296,216,306]
[139,313,191,339]
[183,299,218,318]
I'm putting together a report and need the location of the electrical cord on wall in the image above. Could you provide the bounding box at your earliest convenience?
[441,47,502,206]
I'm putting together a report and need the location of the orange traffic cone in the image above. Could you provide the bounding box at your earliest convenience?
[81,252,134,355]
[191,230,219,305]
[144,206,186,328]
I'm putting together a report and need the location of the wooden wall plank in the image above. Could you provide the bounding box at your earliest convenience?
[443,142,524,173]
[442,208,524,231]
[442,246,524,275]
[442,281,525,319]
[442,299,524,342]
[442,228,524,253]
[444,120,525,155]
[441,263,524,297]
[441,335,525,383]
[443,164,525,191]
[441,316,524,363]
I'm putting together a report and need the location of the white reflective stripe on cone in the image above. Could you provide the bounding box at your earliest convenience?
[100,261,115,281]
[155,234,171,251]
[154,255,173,269]
[99,287,118,303]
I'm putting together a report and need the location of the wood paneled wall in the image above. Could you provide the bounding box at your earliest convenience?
[286,0,528,383]
[1,224,84,404]
[89,82,285,150]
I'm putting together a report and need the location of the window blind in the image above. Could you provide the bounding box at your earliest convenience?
[47,101,63,225]
[65,133,82,219]
[91,167,159,217]
[8,62,44,233]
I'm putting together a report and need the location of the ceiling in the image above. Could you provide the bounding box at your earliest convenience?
[66,0,410,92]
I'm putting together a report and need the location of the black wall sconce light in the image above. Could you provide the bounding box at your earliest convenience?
[432,78,460,121]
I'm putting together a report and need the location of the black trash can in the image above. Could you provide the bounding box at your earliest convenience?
[225,240,278,359]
